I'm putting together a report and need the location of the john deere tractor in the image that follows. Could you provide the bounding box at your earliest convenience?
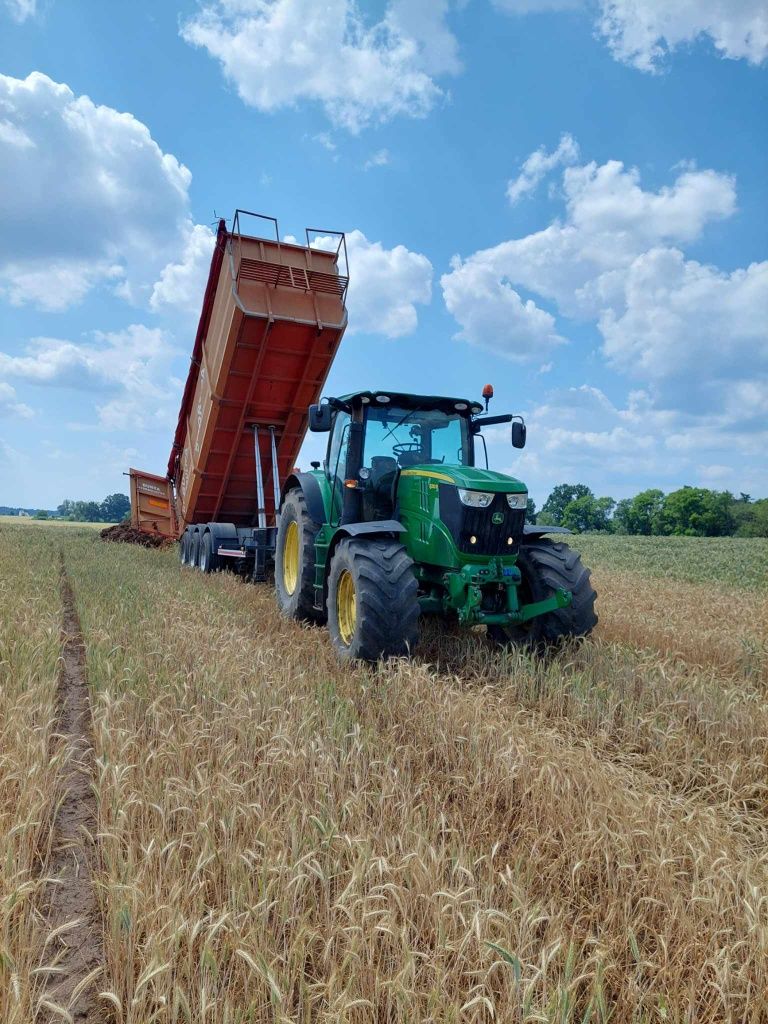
[276,389,597,661]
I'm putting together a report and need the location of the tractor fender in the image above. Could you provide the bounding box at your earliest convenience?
[334,520,406,538]
[523,524,572,538]
[323,520,409,596]
[280,472,326,524]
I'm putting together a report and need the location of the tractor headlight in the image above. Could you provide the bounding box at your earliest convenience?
[506,492,528,510]
[457,489,494,508]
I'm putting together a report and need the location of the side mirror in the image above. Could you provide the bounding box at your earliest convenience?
[511,419,526,449]
[309,402,332,432]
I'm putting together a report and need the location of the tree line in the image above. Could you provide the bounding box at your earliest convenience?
[530,484,768,537]
[31,493,132,522]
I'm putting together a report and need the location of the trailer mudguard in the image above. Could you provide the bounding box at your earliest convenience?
[206,521,239,544]
[280,472,327,524]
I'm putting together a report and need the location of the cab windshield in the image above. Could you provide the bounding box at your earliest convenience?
[363,405,471,469]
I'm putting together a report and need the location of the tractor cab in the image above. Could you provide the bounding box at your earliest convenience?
[312,390,528,527]
[317,392,481,525]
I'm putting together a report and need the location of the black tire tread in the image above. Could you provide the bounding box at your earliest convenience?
[199,531,220,574]
[275,489,323,623]
[491,538,597,648]
[328,538,419,661]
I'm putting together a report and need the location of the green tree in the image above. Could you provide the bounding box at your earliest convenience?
[626,488,665,534]
[32,510,50,520]
[733,498,768,537]
[658,487,735,536]
[100,493,130,522]
[561,494,615,533]
[57,499,74,518]
[525,498,537,524]
[541,484,593,526]
[71,500,103,523]
[612,498,632,534]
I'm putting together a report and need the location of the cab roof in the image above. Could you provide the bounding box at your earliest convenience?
[338,390,484,415]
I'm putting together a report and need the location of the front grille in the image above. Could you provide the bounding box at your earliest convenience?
[439,486,525,556]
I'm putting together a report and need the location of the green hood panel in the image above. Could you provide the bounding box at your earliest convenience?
[399,465,526,493]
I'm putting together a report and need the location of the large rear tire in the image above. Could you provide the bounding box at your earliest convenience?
[489,538,597,649]
[327,537,419,662]
[275,488,323,623]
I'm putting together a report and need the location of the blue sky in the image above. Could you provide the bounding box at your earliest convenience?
[1,0,766,509]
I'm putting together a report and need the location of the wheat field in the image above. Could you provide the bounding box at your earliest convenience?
[1,522,767,1023]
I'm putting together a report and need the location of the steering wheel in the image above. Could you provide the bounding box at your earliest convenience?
[392,442,423,457]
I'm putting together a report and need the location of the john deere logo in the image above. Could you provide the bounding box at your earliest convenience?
[492,511,504,525]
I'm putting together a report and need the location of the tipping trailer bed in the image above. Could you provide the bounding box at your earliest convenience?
[127,210,348,568]
[170,211,348,538]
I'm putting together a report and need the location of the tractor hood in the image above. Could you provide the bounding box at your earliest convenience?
[399,465,527,493]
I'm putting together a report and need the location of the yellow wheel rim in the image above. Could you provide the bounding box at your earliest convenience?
[336,569,356,646]
[283,520,299,595]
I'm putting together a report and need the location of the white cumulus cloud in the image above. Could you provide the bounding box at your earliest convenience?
[150,223,216,315]
[441,143,766,429]
[507,133,579,205]
[343,230,433,337]
[181,0,460,132]
[441,257,565,359]
[0,325,182,431]
[493,0,767,69]
[598,0,768,71]
[0,72,205,312]
[0,381,33,418]
[600,249,768,407]
[288,228,433,337]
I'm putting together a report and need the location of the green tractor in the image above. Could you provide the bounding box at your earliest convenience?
[276,389,597,661]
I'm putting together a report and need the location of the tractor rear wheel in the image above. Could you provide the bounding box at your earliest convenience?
[489,538,597,650]
[275,488,323,623]
[327,537,419,662]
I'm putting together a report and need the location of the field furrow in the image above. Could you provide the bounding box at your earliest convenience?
[0,532,62,1021]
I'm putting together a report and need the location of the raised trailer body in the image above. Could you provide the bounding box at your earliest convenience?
[131,210,348,574]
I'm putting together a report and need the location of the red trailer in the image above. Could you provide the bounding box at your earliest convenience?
[129,210,348,574]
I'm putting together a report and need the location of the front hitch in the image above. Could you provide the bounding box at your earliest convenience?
[517,587,572,622]
[440,561,572,626]
[475,588,571,626]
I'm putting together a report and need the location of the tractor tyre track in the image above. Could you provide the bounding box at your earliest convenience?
[38,563,105,1023]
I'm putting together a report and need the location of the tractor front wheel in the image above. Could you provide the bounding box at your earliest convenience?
[275,488,323,623]
[489,538,597,650]
[327,537,419,662]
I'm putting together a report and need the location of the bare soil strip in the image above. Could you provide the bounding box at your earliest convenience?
[39,565,104,1022]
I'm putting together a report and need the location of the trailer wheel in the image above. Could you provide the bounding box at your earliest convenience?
[180,531,191,565]
[189,529,201,568]
[275,489,323,623]
[199,531,219,574]
[488,538,597,650]
[327,537,419,662]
